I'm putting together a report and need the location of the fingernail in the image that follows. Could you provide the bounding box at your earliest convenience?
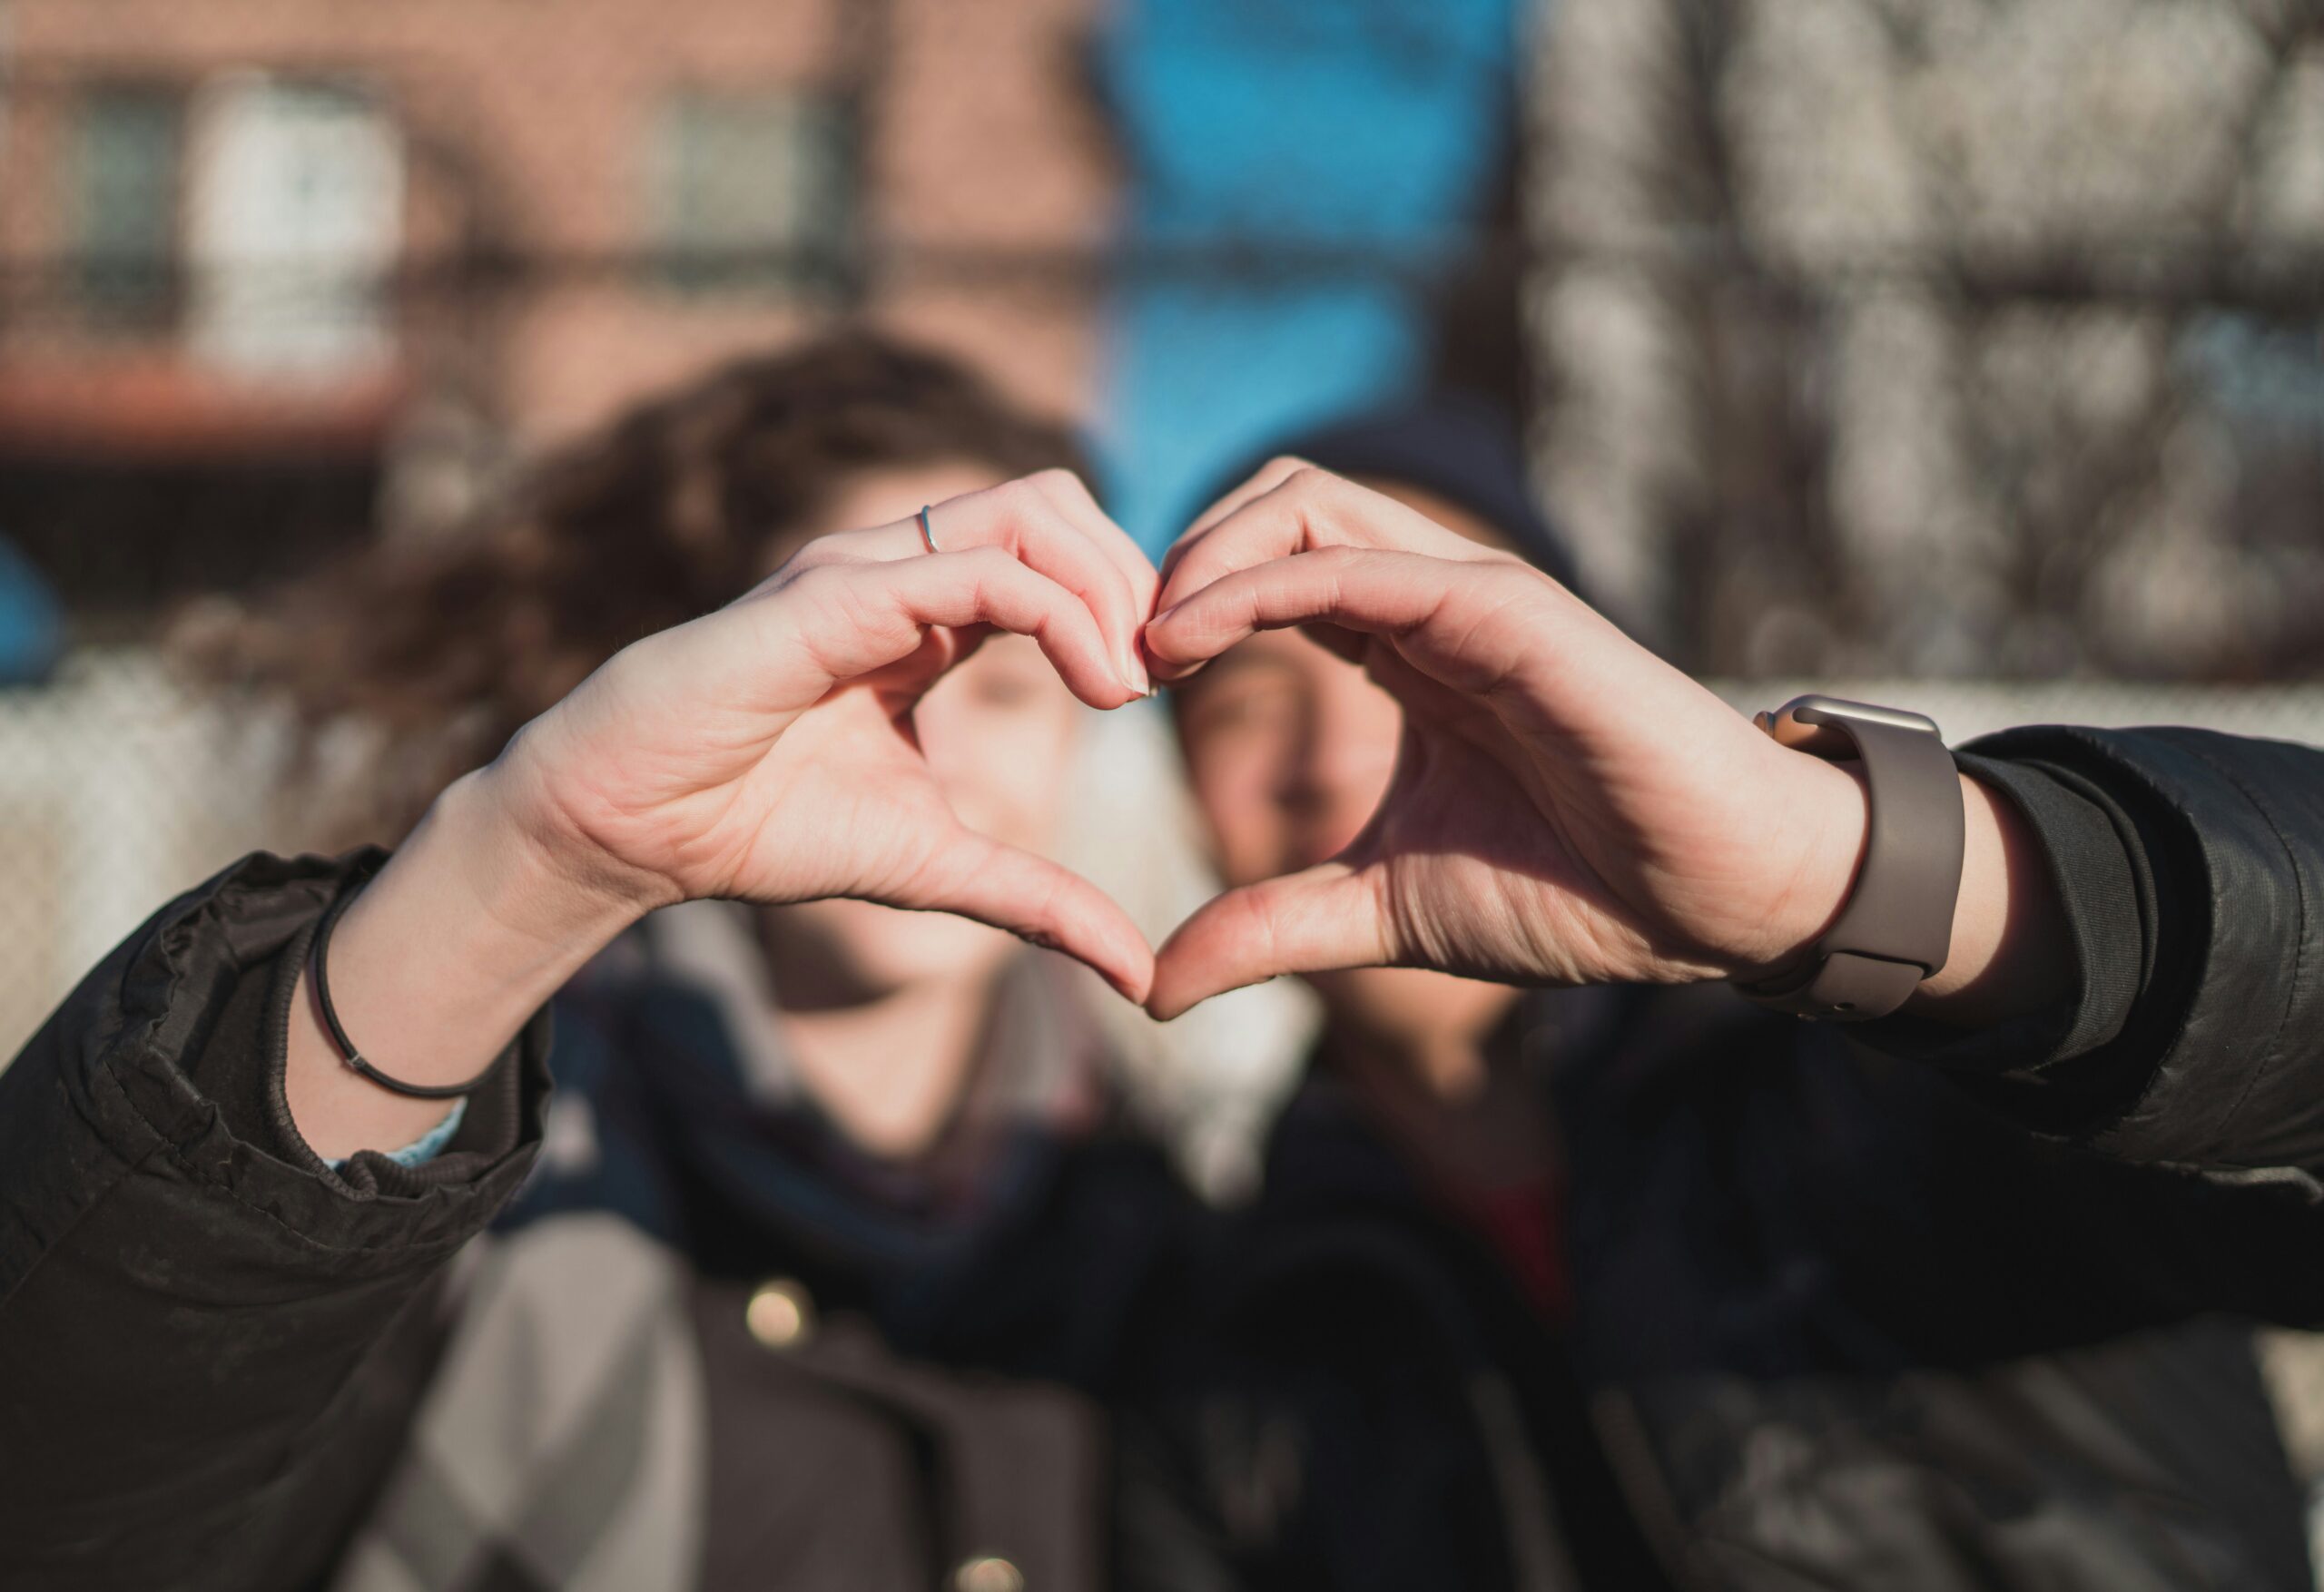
[1120,644,1151,698]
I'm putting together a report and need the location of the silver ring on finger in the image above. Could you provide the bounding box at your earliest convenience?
[917,505,940,555]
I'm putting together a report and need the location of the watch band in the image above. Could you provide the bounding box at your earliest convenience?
[1734,695,1965,1020]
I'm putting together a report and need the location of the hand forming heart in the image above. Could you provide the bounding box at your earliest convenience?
[495,463,1869,1018]
[496,469,1163,1002]
[1137,460,1870,1017]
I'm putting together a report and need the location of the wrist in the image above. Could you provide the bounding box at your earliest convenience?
[342,768,650,1047]
[1733,749,1872,983]
[1737,762,2072,1027]
[476,726,685,925]
[1904,775,2073,1024]
[431,766,651,956]
[285,768,649,1161]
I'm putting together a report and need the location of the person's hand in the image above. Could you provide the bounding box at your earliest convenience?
[493,470,1160,999]
[1140,462,1875,1018]
[292,471,1163,1160]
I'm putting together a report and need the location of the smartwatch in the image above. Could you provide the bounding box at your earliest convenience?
[1733,695,1965,1020]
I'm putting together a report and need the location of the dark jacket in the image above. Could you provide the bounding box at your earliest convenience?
[0,887,1202,1591]
[1117,727,2324,1592]
[6,726,2324,1590]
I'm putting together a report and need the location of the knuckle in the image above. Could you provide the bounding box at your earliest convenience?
[774,566,882,661]
[956,545,1023,598]
[1284,462,1342,497]
[1028,488,1079,538]
[1489,557,1556,602]
[992,479,1063,545]
[782,561,851,606]
[1283,465,1362,532]
[772,539,837,581]
[993,477,1045,516]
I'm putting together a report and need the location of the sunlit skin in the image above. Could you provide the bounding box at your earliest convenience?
[1170,481,1556,1188]
[1154,463,2064,1195]
[287,466,1157,1163]
[753,464,1089,1157]
[284,461,2061,1167]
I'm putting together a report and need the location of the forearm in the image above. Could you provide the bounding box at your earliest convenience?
[287,762,645,1160]
[0,852,552,1587]
[1888,726,2324,1171]
[1765,757,2073,1031]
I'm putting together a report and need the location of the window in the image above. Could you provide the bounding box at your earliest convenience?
[185,76,403,377]
[647,88,857,297]
[66,85,183,332]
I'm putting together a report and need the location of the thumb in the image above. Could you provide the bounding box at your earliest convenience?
[897,827,1156,1005]
[1147,862,1389,1020]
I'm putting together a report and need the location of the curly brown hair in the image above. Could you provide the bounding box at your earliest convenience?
[188,330,1089,840]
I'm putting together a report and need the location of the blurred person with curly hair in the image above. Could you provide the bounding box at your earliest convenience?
[82,331,1216,1590]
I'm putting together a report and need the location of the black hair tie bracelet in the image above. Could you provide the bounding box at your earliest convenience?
[309,882,499,1100]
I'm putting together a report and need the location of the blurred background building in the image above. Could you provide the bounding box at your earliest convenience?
[0,0,1115,635]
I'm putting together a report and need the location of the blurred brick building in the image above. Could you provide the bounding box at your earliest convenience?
[0,0,1115,629]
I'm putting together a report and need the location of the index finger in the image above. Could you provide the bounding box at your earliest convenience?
[1027,468,1160,624]
[793,475,1152,694]
[1153,468,1501,620]
[1147,469,1512,682]
[1154,454,1311,597]
[1145,545,1561,700]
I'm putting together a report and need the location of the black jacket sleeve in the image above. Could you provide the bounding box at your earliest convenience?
[0,850,550,1592]
[1862,725,2324,1176]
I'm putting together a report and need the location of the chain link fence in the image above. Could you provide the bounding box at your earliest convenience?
[12,654,2324,1070]
[1527,0,2324,678]
[0,653,294,1060]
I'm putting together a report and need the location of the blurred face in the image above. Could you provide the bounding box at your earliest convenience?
[1175,627,1401,887]
[759,461,1085,998]
[1173,481,1521,1068]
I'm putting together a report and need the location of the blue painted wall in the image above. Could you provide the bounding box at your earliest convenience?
[1095,0,1520,552]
